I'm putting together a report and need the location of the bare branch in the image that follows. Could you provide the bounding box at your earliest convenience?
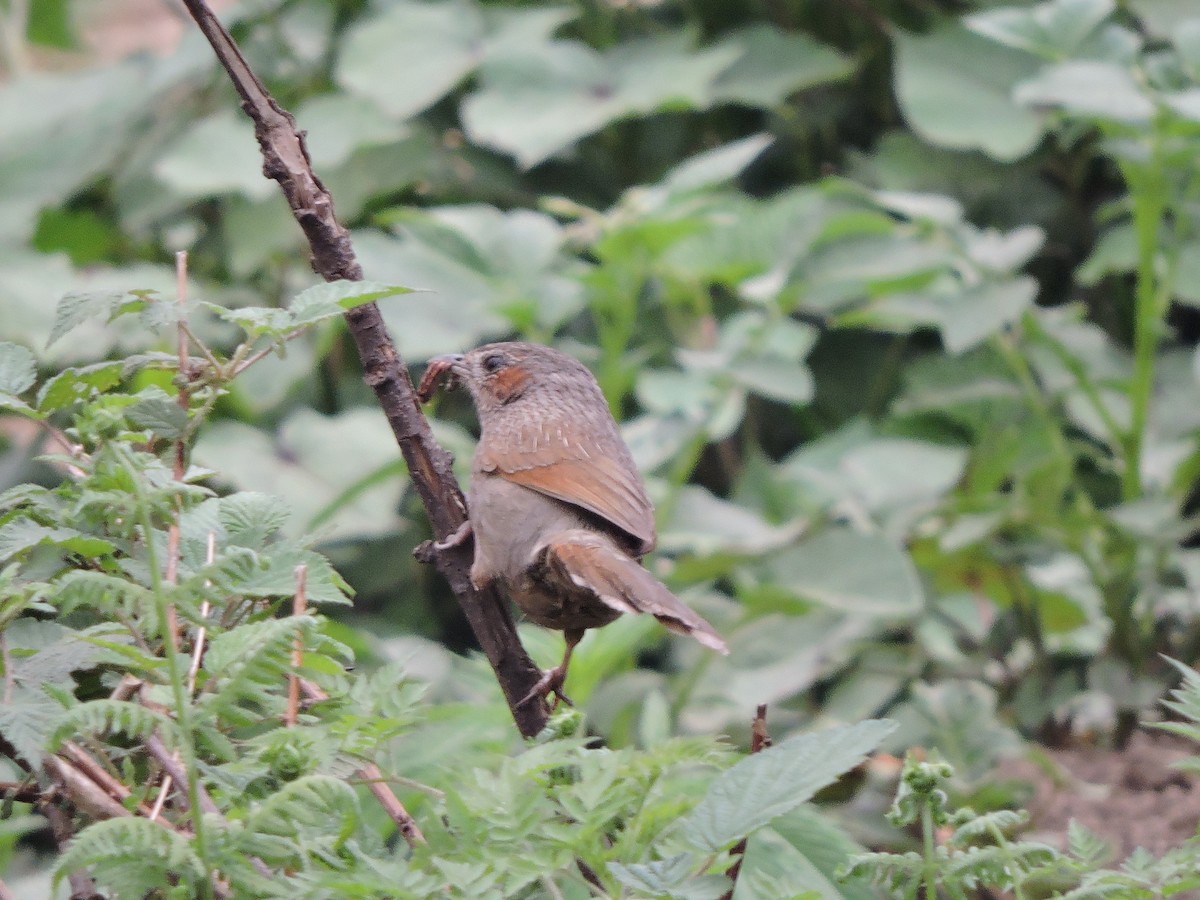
[175,0,549,739]
[299,679,426,847]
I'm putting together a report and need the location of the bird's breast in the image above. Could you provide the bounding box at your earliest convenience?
[467,473,579,578]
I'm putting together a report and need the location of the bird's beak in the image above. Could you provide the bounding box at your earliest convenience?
[416,354,466,403]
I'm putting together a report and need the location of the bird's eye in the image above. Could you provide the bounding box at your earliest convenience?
[482,354,505,373]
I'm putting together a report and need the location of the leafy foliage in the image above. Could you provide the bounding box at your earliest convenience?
[7,0,1200,893]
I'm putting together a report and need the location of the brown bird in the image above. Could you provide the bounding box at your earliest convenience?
[420,342,728,706]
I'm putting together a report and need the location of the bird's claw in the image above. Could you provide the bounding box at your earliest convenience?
[433,520,472,552]
[519,667,574,710]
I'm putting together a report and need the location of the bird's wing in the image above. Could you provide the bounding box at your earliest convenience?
[541,534,728,654]
[478,419,656,555]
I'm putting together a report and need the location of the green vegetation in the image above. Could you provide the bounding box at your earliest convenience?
[4,0,1200,895]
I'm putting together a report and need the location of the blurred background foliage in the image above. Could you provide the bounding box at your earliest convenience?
[4,0,1200,770]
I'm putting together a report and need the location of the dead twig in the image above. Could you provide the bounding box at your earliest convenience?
[144,735,220,817]
[299,679,426,847]
[40,802,102,900]
[59,742,155,817]
[720,704,772,900]
[286,566,306,728]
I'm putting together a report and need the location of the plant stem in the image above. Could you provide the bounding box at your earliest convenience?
[118,445,214,898]
[1121,148,1168,502]
[0,0,29,76]
[921,803,937,900]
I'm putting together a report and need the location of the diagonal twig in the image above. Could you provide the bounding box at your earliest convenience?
[720,704,772,900]
[298,678,426,847]
[175,0,549,739]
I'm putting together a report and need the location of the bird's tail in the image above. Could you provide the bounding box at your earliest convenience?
[544,532,729,655]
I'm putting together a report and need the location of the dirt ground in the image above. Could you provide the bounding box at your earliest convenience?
[997,730,1200,858]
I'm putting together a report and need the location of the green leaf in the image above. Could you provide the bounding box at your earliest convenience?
[294,94,408,168]
[893,23,1043,161]
[729,357,814,403]
[0,688,62,765]
[47,290,128,347]
[765,529,924,617]
[362,207,583,356]
[289,279,415,323]
[462,32,740,167]
[54,817,205,895]
[609,854,696,895]
[659,485,802,556]
[217,492,291,547]
[35,361,124,411]
[682,719,896,851]
[735,822,862,900]
[659,134,774,195]
[0,342,36,395]
[233,545,353,606]
[5,619,104,688]
[152,110,274,200]
[337,1,575,120]
[126,395,188,440]
[50,699,184,751]
[865,277,1039,354]
[1014,61,1155,123]
[0,521,114,563]
[194,408,405,542]
[710,24,853,106]
[967,0,1116,60]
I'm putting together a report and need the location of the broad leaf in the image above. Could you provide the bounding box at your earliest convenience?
[682,719,896,851]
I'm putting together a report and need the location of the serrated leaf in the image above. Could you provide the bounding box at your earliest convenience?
[8,621,104,687]
[36,361,124,411]
[0,688,61,765]
[217,492,291,547]
[0,521,114,563]
[47,290,128,347]
[609,854,697,894]
[289,280,415,322]
[0,342,36,395]
[126,395,188,440]
[203,302,292,338]
[234,546,353,606]
[682,719,896,851]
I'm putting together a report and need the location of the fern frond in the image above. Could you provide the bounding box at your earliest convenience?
[235,775,361,869]
[50,698,182,751]
[54,817,205,898]
[201,616,318,725]
[245,773,360,838]
[54,569,153,621]
[949,808,1029,845]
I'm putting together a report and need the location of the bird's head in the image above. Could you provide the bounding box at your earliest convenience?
[419,342,600,417]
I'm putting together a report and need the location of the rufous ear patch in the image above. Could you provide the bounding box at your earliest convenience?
[490,365,530,403]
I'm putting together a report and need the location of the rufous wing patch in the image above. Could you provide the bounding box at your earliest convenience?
[503,456,655,554]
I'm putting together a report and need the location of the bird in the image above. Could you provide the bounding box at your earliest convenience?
[418,341,728,706]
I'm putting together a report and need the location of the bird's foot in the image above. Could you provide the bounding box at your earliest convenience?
[519,666,574,709]
[433,520,472,552]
